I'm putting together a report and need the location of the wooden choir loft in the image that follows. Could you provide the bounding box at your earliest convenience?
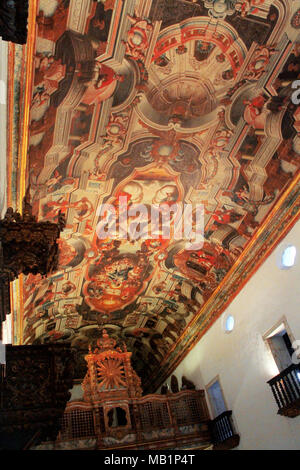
[28,330,239,451]
[33,330,212,450]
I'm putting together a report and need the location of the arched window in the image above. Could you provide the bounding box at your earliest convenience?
[225,315,235,332]
[280,245,297,269]
[222,313,235,333]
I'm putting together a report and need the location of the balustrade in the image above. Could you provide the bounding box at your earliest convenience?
[209,410,240,450]
[267,364,300,417]
[56,389,211,449]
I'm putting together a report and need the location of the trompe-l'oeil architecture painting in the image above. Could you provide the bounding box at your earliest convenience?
[7,0,300,393]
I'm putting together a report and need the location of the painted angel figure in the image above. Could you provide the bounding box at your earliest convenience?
[30,87,50,122]
[81,62,124,106]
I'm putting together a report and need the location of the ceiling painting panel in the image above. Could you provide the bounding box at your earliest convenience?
[10,0,300,390]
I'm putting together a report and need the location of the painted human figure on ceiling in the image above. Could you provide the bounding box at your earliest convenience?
[30,87,50,122]
[80,62,124,106]
[206,207,243,227]
[243,95,267,130]
[35,54,66,88]
[42,196,93,222]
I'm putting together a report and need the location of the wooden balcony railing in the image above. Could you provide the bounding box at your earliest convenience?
[209,411,240,450]
[52,390,213,450]
[267,364,300,417]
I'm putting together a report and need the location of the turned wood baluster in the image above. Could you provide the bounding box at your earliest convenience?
[223,414,233,439]
[271,383,283,410]
[277,378,290,407]
[285,372,298,403]
[220,414,229,440]
[289,369,300,398]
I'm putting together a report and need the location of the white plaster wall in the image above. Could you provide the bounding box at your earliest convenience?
[162,220,300,450]
[0,38,7,218]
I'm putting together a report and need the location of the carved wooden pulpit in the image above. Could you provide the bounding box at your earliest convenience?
[0,188,65,338]
[0,343,75,449]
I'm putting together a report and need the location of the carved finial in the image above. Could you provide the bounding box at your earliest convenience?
[22,185,35,221]
[96,329,117,351]
[82,328,143,400]
[57,211,66,230]
[3,207,14,222]
[23,185,31,207]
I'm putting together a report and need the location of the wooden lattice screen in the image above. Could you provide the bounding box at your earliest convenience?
[139,401,171,430]
[60,409,95,440]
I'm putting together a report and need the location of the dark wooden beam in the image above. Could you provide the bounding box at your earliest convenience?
[0,0,28,45]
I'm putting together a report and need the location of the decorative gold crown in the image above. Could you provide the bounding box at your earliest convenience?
[95,329,117,351]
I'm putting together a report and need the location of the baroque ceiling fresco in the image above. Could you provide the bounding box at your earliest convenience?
[9,0,300,392]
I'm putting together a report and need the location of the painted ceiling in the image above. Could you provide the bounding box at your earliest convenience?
[10,0,300,392]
